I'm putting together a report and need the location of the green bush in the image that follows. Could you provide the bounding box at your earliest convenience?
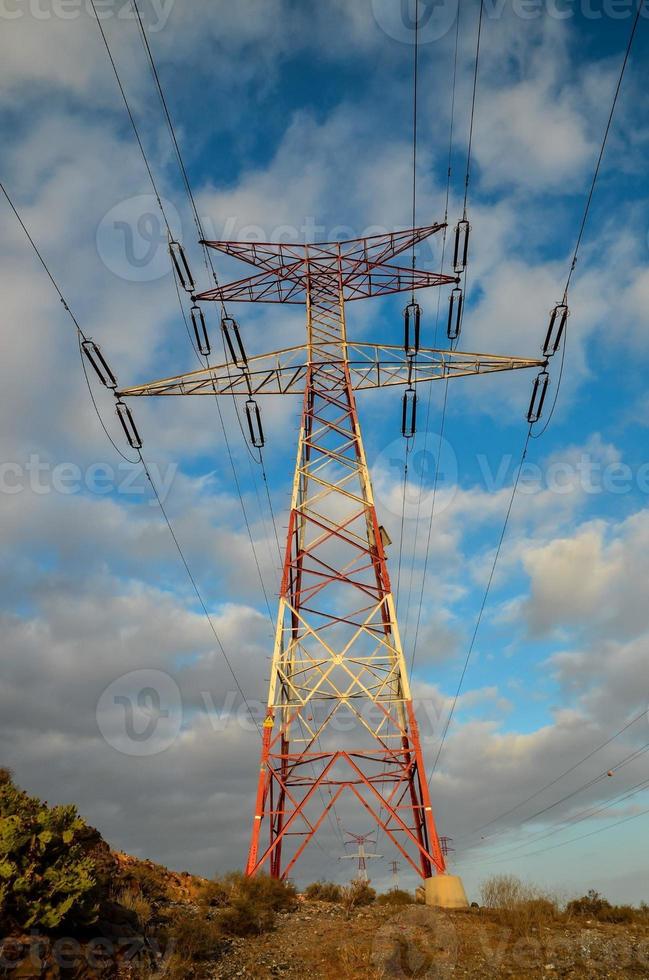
[0,769,104,931]
[304,881,343,902]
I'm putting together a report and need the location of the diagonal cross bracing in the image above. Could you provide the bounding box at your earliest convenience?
[118,227,546,882]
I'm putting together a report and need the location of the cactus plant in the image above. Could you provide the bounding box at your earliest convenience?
[0,768,102,930]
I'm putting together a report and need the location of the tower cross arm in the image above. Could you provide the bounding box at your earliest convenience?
[193,225,453,305]
[117,344,546,398]
[199,224,447,274]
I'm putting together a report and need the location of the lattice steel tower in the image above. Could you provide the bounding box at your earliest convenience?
[121,224,543,886]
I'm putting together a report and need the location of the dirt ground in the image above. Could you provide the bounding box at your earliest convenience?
[212,900,649,980]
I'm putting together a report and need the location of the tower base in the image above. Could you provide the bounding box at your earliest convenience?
[423,875,469,909]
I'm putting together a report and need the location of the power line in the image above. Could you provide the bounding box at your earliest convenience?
[465,707,648,839]
[433,7,643,802]
[88,0,173,236]
[405,3,461,662]
[140,452,262,734]
[531,4,642,439]
[1,178,139,465]
[131,0,284,566]
[428,427,531,781]
[476,801,649,866]
[462,0,484,218]
[1,178,261,733]
[467,769,649,866]
[90,4,280,627]
[469,739,649,859]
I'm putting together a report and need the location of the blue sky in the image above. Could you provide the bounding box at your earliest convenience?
[1,0,649,904]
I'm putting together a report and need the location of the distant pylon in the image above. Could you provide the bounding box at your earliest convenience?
[389,860,400,889]
[340,831,382,882]
[440,836,455,858]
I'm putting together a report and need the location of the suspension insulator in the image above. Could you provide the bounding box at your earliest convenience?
[191,304,211,356]
[222,316,248,369]
[245,398,265,449]
[404,302,421,355]
[169,240,195,293]
[401,387,417,439]
[115,399,143,450]
[527,370,550,424]
[81,340,117,389]
[447,287,464,341]
[453,219,470,274]
[543,303,569,357]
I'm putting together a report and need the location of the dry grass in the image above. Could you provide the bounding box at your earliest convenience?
[341,880,376,916]
[480,874,561,937]
[376,888,415,906]
[114,886,153,929]
[304,880,344,902]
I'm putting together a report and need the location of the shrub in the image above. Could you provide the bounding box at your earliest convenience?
[0,770,104,931]
[211,872,297,937]
[480,875,560,937]
[376,888,414,906]
[199,879,230,908]
[223,872,298,913]
[304,881,343,902]
[123,862,171,905]
[167,910,226,961]
[566,889,610,918]
[567,890,645,924]
[115,887,153,929]
[341,880,376,914]
[217,897,276,937]
[481,874,533,910]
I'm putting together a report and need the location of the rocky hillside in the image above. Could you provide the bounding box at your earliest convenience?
[2,768,648,979]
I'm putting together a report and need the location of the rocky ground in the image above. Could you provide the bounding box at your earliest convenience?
[213,900,649,980]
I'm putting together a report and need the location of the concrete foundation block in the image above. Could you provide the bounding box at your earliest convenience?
[424,874,469,909]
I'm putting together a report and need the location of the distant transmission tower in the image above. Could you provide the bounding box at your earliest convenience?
[340,831,382,883]
[120,226,543,896]
[440,836,455,859]
[390,860,401,889]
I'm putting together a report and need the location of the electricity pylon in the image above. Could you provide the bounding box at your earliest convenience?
[121,225,544,884]
[340,831,382,882]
